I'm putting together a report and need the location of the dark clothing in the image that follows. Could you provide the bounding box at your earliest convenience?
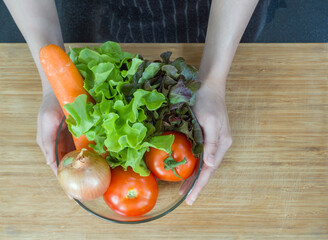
[56,0,211,43]
[5,0,323,44]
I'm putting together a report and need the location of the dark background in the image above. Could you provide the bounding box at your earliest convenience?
[0,0,327,43]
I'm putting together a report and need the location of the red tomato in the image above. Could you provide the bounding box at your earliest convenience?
[145,131,197,182]
[103,166,158,217]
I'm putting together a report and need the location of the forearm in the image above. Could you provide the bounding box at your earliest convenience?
[200,0,259,95]
[4,0,64,95]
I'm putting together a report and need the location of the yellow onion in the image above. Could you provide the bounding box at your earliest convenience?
[57,149,111,201]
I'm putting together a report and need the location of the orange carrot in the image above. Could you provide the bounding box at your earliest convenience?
[72,135,94,151]
[39,44,95,150]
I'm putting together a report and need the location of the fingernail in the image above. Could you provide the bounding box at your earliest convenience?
[206,155,216,167]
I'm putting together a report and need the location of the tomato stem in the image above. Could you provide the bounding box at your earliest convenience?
[126,189,138,199]
[163,153,187,179]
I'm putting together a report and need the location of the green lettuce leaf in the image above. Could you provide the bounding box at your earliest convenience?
[122,58,143,78]
[65,43,202,176]
[63,94,100,138]
[138,62,162,84]
[65,42,173,176]
[93,41,122,59]
[144,134,175,152]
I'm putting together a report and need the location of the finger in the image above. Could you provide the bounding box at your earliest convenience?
[42,133,57,165]
[48,160,58,176]
[179,174,195,195]
[185,164,215,205]
[185,134,232,205]
[203,118,220,167]
[45,147,57,175]
[179,155,203,195]
[213,134,233,168]
[57,122,69,161]
[41,117,60,174]
[62,125,75,154]
[36,114,46,156]
[61,120,67,130]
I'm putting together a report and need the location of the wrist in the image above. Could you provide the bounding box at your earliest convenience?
[197,56,230,98]
[198,68,227,98]
[199,78,226,99]
[28,40,62,98]
[40,76,54,97]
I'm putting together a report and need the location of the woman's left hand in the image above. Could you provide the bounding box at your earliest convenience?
[184,81,232,205]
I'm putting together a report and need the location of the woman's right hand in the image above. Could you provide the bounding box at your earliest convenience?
[36,90,73,175]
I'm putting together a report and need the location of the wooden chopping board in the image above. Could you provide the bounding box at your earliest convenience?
[0,43,327,239]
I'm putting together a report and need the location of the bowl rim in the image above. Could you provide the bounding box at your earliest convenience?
[56,116,203,224]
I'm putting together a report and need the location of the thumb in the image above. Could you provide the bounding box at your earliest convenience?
[203,119,219,167]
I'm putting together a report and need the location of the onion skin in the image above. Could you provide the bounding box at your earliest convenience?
[57,149,111,201]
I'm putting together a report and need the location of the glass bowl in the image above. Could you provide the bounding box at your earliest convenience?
[55,117,203,224]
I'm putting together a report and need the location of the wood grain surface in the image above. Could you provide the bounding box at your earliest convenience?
[0,43,327,239]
